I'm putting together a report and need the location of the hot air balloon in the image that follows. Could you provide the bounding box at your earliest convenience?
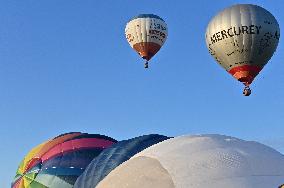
[205,4,280,96]
[74,134,169,188]
[11,132,117,188]
[125,14,168,68]
[96,134,284,188]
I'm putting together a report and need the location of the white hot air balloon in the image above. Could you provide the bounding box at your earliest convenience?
[96,134,284,188]
[205,4,280,96]
[125,14,168,68]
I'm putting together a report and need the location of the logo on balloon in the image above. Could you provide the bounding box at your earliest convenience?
[210,25,262,44]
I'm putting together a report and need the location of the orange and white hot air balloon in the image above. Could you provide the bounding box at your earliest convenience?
[205,4,280,96]
[125,14,168,68]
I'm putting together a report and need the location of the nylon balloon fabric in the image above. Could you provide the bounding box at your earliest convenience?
[96,134,284,188]
[74,134,170,188]
[11,132,117,188]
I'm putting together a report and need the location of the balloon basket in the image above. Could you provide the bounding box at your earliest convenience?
[243,86,251,96]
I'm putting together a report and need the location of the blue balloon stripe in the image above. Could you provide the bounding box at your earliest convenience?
[40,167,85,176]
[130,14,165,22]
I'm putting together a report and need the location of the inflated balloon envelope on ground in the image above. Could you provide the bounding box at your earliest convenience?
[12,132,117,188]
[74,134,170,188]
[96,134,284,188]
[12,133,284,188]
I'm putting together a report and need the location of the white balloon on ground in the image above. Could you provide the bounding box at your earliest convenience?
[96,134,284,188]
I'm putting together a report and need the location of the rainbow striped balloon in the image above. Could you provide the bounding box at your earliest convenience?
[12,132,117,188]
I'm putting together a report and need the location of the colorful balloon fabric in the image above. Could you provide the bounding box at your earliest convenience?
[125,14,168,67]
[205,4,280,92]
[12,132,117,188]
[96,134,284,188]
[74,134,170,188]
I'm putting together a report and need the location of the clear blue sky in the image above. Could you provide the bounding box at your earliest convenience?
[1,0,284,187]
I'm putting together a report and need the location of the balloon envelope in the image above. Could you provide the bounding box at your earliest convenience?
[96,134,284,188]
[12,132,117,188]
[125,14,168,62]
[74,134,170,188]
[205,4,280,86]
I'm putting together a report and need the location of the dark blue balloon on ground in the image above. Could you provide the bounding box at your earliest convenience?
[74,134,170,188]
